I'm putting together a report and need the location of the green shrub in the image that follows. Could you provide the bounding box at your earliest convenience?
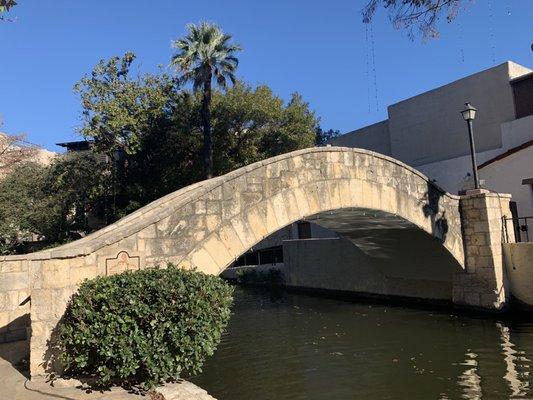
[236,268,284,285]
[57,264,234,388]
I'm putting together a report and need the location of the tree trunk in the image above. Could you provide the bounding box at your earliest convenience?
[201,72,213,179]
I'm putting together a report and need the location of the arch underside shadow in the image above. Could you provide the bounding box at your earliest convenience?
[306,208,462,300]
[305,207,463,280]
[226,207,463,301]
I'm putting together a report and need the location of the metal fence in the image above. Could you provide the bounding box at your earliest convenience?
[503,216,532,243]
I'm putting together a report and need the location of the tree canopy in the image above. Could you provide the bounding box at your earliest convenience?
[75,52,176,157]
[362,0,465,40]
[211,83,318,172]
[170,22,241,92]
[74,52,320,217]
[0,152,107,254]
[0,50,325,254]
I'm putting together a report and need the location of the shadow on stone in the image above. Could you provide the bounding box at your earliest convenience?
[0,312,30,343]
[421,182,449,243]
[0,337,30,377]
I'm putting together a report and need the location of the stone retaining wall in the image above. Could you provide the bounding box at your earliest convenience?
[0,259,30,343]
[156,381,216,400]
[503,242,533,307]
[284,237,456,301]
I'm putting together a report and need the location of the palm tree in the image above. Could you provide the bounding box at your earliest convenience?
[171,22,241,179]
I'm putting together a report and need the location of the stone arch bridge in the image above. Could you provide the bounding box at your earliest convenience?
[0,147,514,377]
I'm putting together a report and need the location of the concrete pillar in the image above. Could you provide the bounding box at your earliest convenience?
[453,189,514,310]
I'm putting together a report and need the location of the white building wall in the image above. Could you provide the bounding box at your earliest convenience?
[501,114,533,149]
[479,147,533,218]
[416,148,501,194]
[330,63,533,218]
[387,62,530,167]
[329,120,391,155]
[416,114,533,215]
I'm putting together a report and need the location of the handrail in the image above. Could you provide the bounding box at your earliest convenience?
[503,215,532,243]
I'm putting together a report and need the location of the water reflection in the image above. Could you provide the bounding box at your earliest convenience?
[191,287,533,400]
[457,351,482,400]
[498,322,530,398]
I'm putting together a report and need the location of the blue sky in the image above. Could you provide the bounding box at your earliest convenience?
[1,0,532,151]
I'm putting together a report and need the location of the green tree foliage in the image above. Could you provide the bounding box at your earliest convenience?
[0,152,107,254]
[75,52,177,157]
[315,127,340,146]
[57,265,234,389]
[171,22,242,179]
[211,83,318,173]
[74,52,188,218]
[74,53,320,219]
[0,163,54,254]
[45,152,108,231]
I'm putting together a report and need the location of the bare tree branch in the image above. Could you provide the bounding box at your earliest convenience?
[0,132,40,173]
[362,0,466,40]
[0,0,17,22]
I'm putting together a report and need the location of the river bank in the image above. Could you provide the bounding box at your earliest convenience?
[0,341,216,400]
[223,262,533,315]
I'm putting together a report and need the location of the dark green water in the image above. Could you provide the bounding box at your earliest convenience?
[191,286,533,400]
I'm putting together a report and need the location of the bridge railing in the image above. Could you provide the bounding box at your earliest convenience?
[503,216,533,243]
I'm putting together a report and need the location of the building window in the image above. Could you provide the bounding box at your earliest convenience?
[231,246,284,267]
[297,221,312,239]
[512,74,533,119]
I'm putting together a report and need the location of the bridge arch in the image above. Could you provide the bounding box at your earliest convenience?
[137,146,464,272]
[2,147,467,376]
[33,146,464,272]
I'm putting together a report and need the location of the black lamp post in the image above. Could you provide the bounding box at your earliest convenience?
[460,102,480,190]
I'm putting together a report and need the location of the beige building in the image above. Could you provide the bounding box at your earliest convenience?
[0,132,56,179]
[330,61,533,220]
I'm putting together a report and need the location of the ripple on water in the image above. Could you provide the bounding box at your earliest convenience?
[190,287,533,400]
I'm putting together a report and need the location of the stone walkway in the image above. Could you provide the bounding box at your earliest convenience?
[0,341,215,400]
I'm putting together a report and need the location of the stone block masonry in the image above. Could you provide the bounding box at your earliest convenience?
[453,189,514,310]
[0,259,30,343]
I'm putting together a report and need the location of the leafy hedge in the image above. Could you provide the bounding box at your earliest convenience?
[57,264,234,388]
[236,268,284,285]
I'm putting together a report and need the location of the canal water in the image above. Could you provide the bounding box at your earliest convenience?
[191,286,533,400]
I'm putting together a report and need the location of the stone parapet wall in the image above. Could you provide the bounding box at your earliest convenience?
[0,259,30,343]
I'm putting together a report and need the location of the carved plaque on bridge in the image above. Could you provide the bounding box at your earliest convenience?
[105,251,141,276]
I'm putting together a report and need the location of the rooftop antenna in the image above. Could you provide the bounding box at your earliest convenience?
[457,17,465,63]
[369,21,379,112]
[364,23,372,113]
[487,0,496,63]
